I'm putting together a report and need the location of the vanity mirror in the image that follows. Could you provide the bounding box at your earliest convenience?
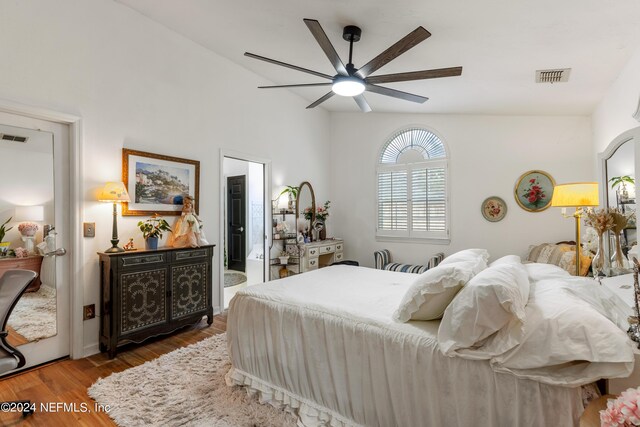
[0,124,58,348]
[600,126,640,273]
[295,181,316,242]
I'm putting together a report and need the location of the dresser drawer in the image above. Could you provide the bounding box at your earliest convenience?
[335,253,344,262]
[172,248,209,262]
[319,243,336,254]
[307,258,319,270]
[335,243,343,252]
[119,253,166,268]
[307,247,319,257]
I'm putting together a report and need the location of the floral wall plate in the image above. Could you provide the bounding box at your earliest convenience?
[514,170,556,212]
[481,196,508,222]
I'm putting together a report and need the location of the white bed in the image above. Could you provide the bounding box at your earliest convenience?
[226,265,633,427]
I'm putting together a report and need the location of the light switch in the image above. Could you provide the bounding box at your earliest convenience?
[83,222,95,238]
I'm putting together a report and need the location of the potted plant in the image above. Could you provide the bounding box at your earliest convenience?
[278,251,289,265]
[278,186,299,212]
[610,175,635,201]
[137,215,171,250]
[0,217,13,255]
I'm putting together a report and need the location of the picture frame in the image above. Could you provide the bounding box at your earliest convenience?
[122,148,200,216]
[514,170,555,212]
[481,196,507,222]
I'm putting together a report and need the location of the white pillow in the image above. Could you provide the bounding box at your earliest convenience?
[489,277,635,386]
[393,261,481,322]
[438,262,530,359]
[489,255,521,267]
[439,249,489,274]
[523,262,570,283]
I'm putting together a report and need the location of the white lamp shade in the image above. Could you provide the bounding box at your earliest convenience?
[551,182,599,207]
[332,76,365,96]
[15,205,44,222]
[99,182,130,203]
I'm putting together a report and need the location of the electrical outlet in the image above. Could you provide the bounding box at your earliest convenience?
[83,304,95,320]
[83,222,95,238]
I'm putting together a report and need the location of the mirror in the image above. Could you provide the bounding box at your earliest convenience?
[295,181,316,242]
[0,123,57,347]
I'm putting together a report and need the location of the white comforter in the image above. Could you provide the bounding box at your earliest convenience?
[226,265,632,427]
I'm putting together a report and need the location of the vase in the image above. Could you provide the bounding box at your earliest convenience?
[287,193,294,212]
[279,256,289,265]
[610,232,626,271]
[591,233,606,277]
[319,227,326,241]
[145,236,159,250]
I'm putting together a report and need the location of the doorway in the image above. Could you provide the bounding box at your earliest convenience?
[0,112,71,371]
[222,155,268,309]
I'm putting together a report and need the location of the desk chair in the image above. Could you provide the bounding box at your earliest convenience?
[0,269,38,418]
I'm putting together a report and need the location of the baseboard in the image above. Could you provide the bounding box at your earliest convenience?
[83,343,100,358]
[214,305,222,315]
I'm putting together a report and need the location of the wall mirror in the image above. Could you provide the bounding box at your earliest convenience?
[0,123,57,347]
[600,126,640,272]
[295,181,316,241]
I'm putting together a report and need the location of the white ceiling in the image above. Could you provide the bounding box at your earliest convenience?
[116,0,640,115]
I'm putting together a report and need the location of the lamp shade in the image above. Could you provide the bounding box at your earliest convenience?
[551,182,599,207]
[14,205,44,222]
[99,182,130,203]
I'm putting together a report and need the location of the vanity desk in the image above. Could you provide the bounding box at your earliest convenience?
[298,239,344,273]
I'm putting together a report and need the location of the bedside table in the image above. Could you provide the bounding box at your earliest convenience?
[0,255,42,292]
[600,274,640,393]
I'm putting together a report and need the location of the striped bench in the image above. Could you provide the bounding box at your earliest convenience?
[373,249,445,274]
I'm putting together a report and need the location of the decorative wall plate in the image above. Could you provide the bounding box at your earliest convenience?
[514,170,556,212]
[481,196,507,222]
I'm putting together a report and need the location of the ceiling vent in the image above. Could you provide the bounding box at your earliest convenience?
[0,133,28,143]
[535,68,571,83]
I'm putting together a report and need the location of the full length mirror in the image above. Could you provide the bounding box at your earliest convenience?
[0,124,57,347]
[295,181,316,242]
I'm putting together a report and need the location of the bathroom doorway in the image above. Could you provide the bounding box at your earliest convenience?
[222,155,268,309]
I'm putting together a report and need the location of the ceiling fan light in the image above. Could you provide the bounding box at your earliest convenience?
[332,76,365,96]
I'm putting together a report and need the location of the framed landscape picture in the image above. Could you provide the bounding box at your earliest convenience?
[514,170,555,212]
[122,148,200,216]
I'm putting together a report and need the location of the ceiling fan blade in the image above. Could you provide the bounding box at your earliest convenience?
[366,67,463,84]
[245,52,333,80]
[356,27,431,78]
[353,94,372,113]
[365,84,428,104]
[258,83,333,89]
[306,91,335,109]
[303,19,348,76]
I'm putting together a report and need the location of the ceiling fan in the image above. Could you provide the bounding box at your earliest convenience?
[245,19,463,112]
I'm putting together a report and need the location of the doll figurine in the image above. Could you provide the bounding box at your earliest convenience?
[168,196,209,248]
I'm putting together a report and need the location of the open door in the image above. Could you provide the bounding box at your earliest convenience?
[227,175,246,273]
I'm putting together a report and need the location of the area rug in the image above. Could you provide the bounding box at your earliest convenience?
[87,333,297,427]
[224,271,246,288]
[8,285,57,341]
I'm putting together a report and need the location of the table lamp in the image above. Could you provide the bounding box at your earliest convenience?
[99,182,130,253]
[551,182,599,275]
[15,205,44,254]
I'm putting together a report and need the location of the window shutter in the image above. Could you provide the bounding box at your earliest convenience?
[377,171,408,231]
[411,167,446,232]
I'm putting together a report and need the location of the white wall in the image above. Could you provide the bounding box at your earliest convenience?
[592,47,640,154]
[329,113,593,266]
[0,0,330,355]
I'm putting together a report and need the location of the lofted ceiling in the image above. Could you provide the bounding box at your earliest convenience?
[115,0,640,115]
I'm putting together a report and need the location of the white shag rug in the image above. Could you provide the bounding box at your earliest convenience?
[8,285,57,342]
[88,333,297,427]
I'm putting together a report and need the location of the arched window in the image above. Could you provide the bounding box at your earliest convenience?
[377,127,449,240]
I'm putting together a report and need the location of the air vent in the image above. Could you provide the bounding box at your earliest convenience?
[535,68,571,83]
[0,134,28,143]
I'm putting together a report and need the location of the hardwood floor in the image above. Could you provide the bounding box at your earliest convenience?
[0,313,227,426]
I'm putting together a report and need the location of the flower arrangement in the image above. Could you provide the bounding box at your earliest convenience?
[523,178,546,206]
[275,222,289,233]
[303,201,331,222]
[14,247,28,258]
[18,222,38,237]
[316,201,330,222]
[600,387,640,426]
[137,214,172,239]
[584,208,615,235]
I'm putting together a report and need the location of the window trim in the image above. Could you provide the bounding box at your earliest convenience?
[375,127,450,242]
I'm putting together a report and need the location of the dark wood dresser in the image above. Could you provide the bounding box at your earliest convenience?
[98,245,215,358]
